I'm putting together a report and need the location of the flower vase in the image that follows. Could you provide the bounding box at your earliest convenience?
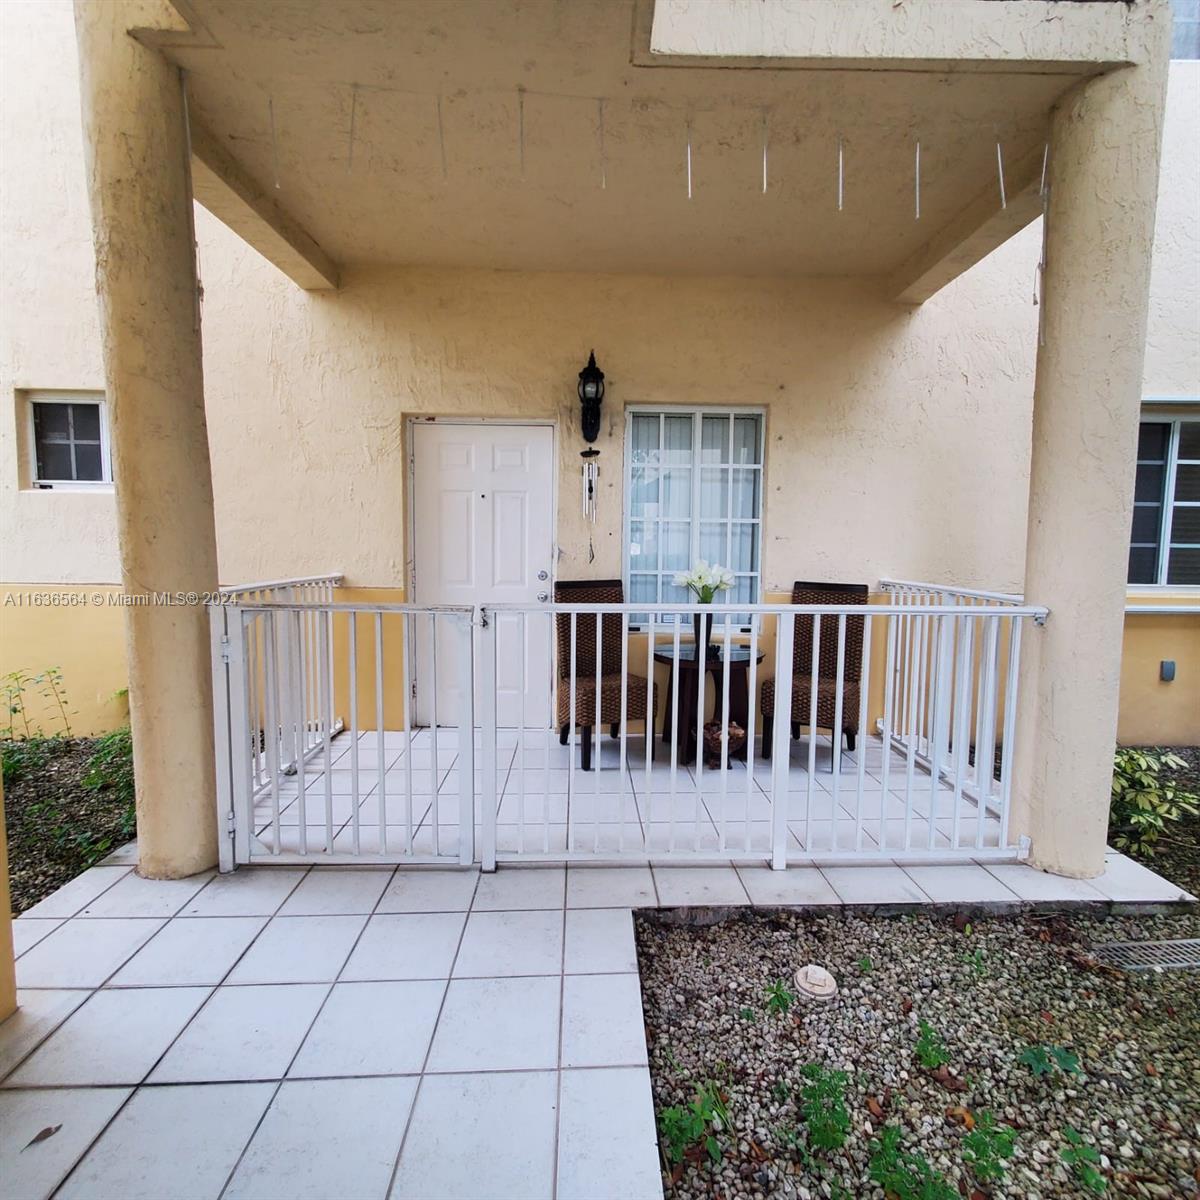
[693,609,718,661]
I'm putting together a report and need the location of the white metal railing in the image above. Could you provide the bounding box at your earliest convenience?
[208,591,1047,872]
[880,581,1046,825]
[209,596,475,870]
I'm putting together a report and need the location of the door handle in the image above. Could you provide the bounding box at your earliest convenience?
[537,591,549,603]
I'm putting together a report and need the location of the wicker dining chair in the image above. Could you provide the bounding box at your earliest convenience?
[554,579,655,771]
[760,581,869,762]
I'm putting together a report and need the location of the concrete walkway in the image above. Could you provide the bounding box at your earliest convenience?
[2,854,1192,1199]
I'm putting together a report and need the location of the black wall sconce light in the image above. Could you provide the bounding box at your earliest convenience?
[577,350,605,443]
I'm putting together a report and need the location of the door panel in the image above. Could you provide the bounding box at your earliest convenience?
[412,423,554,727]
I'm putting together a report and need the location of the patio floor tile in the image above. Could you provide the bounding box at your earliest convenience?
[148,983,328,1083]
[471,866,565,911]
[453,910,564,977]
[566,865,657,909]
[17,867,131,920]
[556,1067,662,1200]
[78,871,214,919]
[15,919,165,989]
[289,981,444,1077]
[11,919,64,958]
[1091,852,1196,903]
[375,868,480,913]
[904,864,1021,904]
[0,1087,131,1200]
[180,868,308,916]
[561,973,648,1068]
[736,864,841,906]
[276,866,395,915]
[983,863,1109,902]
[5,987,209,1087]
[226,915,367,984]
[0,989,90,1081]
[390,1070,558,1200]
[340,913,466,981]
[426,976,560,1073]
[652,866,750,907]
[563,909,638,975]
[822,865,932,905]
[108,917,267,987]
[224,1077,418,1200]
[56,1082,274,1200]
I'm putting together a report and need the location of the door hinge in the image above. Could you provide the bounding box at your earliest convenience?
[225,810,236,836]
[219,634,231,665]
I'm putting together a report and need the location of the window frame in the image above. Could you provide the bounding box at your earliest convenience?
[622,404,767,630]
[1130,404,1200,590]
[26,391,113,490]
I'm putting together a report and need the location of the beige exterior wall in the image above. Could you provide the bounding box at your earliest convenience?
[1,2,1197,743]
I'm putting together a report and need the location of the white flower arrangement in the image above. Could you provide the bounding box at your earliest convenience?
[673,560,735,604]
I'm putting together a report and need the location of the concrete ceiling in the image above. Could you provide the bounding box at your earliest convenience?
[160,0,1080,280]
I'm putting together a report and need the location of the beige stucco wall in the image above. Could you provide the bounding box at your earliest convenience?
[0,2,1196,741]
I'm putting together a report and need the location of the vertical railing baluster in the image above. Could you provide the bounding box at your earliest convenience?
[949,615,973,850]
[855,613,872,852]
[668,617,681,852]
[594,605,603,852]
[618,610,629,854]
[643,613,655,855]
[320,607,334,853]
[568,612,577,852]
[999,616,1023,851]
[401,611,413,855]
[744,614,759,854]
[375,611,386,855]
[480,608,498,872]
[349,611,360,856]
[769,612,795,870]
[429,614,440,855]
[694,610,706,852]
[519,611,528,855]
[718,615,732,851]
[976,615,1001,848]
[830,613,846,851]
[457,611,476,867]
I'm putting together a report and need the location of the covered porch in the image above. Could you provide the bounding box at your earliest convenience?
[69,0,1174,883]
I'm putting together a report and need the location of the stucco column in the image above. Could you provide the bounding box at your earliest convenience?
[1011,19,1171,878]
[74,1,219,877]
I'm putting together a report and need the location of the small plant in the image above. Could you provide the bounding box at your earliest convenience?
[1061,1128,1106,1194]
[964,948,987,977]
[868,1127,958,1200]
[770,1079,791,1103]
[914,1020,950,1069]
[858,955,873,973]
[34,667,74,738]
[1018,1044,1081,1077]
[738,1006,757,1022]
[1110,747,1199,856]
[1,736,51,786]
[962,1110,1017,1185]
[764,978,795,1016]
[658,1081,729,1166]
[798,1063,850,1151]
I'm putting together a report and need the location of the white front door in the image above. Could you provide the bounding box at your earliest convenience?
[411,422,555,727]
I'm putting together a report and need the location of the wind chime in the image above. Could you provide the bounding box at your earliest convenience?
[581,449,599,564]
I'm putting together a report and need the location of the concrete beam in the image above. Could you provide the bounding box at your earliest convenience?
[188,120,339,291]
[886,139,1047,307]
[642,0,1150,74]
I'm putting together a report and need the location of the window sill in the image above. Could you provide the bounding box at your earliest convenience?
[25,482,115,494]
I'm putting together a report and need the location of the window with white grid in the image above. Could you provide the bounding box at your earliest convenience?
[27,392,111,488]
[1129,415,1200,586]
[625,408,764,626]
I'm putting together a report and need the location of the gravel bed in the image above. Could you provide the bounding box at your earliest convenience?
[637,907,1200,1199]
[3,737,135,914]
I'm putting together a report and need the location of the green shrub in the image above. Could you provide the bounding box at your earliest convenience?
[1,736,52,786]
[658,1081,729,1165]
[914,1020,950,1069]
[962,1110,1017,1185]
[798,1063,850,1151]
[83,727,137,842]
[868,1127,958,1200]
[1110,748,1199,855]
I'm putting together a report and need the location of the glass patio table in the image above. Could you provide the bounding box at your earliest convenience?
[653,644,765,765]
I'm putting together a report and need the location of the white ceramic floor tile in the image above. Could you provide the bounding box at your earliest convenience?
[180,869,308,917]
[561,973,648,1068]
[56,1082,274,1200]
[15,919,166,989]
[391,1070,558,1200]
[0,1087,131,1200]
[340,913,466,981]
[78,871,214,919]
[452,910,563,978]
[375,869,480,913]
[5,987,209,1086]
[471,867,565,911]
[822,865,931,905]
[17,867,131,920]
[566,866,657,909]
[983,864,1108,903]
[0,989,90,1081]
[226,915,366,984]
[557,1067,662,1200]
[903,863,1021,904]
[652,866,750,907]
[109,917,268,987]
[224,1077,418,1200]
[735,865,841,906]
[11,919,63,958]
[289,980,444,1077]
[1091,852,1195,903]
[563,909,638,974]
[98,840,139,866]
[277,866,395,915]
[149,983,328,1083]
[426,976,560,1072]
